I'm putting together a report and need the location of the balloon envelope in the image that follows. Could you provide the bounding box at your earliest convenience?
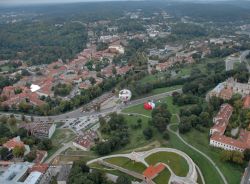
[144,102,155,110]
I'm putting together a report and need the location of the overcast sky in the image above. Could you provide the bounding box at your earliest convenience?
[0,0,244,6]
[1,0,122,5]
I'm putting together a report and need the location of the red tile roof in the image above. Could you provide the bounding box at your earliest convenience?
[243,96,250,109]
[29,163,49,174]
[211,133,246,150]
[143,163,165,179]
[3,137,25,150]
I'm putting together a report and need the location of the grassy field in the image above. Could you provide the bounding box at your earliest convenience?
[123,96,179,116]
[123,104,152,117]
[181,128,244,184]
[166,125,224,184]
[47,128,76,158]
[147,85,182,96]
[105,157,147,173]
[90,161,140,181]
[145,151,189,177]
[153,169,171,184]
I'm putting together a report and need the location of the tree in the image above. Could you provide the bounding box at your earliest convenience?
[50,176,58,184]
[13,146,25,158]
[143,128,153,140]
[163,131,170,140]
[151,103,171,132]
[244,148,250,161]
[7,117,17,127]
[220,150,232,162]
[21,114,26,121]
[116,175,131,184]
[24,150,36,162]
[38,139,53,150]
[232,151,244,164]
[0,147,9,160]
[199,112,210,127]
[16,128,28,138]
[96,142,111,155]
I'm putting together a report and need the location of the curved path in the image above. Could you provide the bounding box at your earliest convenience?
[167,123,228,184]
[121,112,206,184]
[87,148,198,184]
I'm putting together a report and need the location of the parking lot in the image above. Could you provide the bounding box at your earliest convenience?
[61,115,99,133]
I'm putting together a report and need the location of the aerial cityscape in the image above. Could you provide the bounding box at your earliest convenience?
[1,0,250,184]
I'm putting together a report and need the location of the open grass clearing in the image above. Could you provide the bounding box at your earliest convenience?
[105,157,147,173]
[153,168,171,184]
[145,151,189,177]
[181,128,244,184]
[123,96,179,116]
[47,128,76,158]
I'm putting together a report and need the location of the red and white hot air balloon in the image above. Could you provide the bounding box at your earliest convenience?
[143,101,156,110]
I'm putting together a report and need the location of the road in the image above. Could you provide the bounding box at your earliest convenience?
[0,89,181,122]
[167,123,228,184]
[240,50,250,72]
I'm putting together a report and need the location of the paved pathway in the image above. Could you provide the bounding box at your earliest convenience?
[87,148,198,184]
[45,142,73,164]
[167,123,228,184]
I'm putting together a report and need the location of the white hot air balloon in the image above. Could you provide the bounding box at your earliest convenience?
[119,89,132,103]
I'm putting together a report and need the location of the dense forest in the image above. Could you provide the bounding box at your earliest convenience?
[0,22,87,65]
[1,1,250,65]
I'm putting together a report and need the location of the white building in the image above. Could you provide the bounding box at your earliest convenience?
[0,162,43,184]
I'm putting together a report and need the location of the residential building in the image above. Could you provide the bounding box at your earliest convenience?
[73,130,98,151]
[57,164,72,184]
[19,123,56,139]
[210,104,250,152]
[3,136,30,156]
[207,78,250,101]
[0,162,45,184]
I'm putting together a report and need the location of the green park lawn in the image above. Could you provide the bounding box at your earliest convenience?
[47,128,76,158]
[145,151,189,177]
[153,169,171,184]
[114,89,241,184]
[181,128,244,184]
[105,157,147,173]
[123,104,152,117]
[147,85,182,96]
[122,96,179,117]
[89,161,140,181]
[166,125,225,184]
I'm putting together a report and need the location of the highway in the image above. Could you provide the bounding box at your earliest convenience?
[0,88,182,122]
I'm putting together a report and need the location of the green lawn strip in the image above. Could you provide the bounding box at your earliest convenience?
[197,169,203,184]
[122,96,179,116]
[166,126,224,184]
[104,157,147,173]
[153,168,171,184]
[149,85,182,95]
[89,162,141,182]
[123,104,152,117]
[181,128,244,184]
[122,115,152,150]
[145,152,189,177]
[47,128,76,158]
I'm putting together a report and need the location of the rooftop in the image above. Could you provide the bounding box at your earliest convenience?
[143,163,165,179]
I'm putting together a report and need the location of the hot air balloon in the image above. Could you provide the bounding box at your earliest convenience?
[144,101,156,110]
[119,89,132,103]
